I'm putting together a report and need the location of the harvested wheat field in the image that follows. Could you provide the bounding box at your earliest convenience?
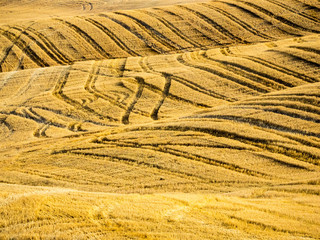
[0,0,320,239]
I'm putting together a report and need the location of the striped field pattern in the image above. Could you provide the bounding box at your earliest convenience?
[0,0,320,239]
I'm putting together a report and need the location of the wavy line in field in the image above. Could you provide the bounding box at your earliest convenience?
[190,115,320,164]
[52,66,117,122]
[245,95,320,108]
[150,73,172,120]
[140,56,235,102]
[0,27,49,69]
[239,101,320,117]
[54,19,112,59]
[76,138,272,179]
[222,47,319,83]
[99,14,163,54]
[218,1,301,37]
[238,1,320,34]
[176,54,270,94]
[199,51,292,90]
[200,3,274,40]
[55,149,209,182]
[113,12,183,51]
[82,17,139,57]
[234,105,320,124]
[177,5,248,44]
[125,122,320,165]
[11,27,65,65]
[136,58,212,109]
[268,49,320,69]
[84,61,151,121]
[289,46,320,55]
[154,7,221,46]
[263,0,320,23]
[121,77,145,124]
[138,10,201,48]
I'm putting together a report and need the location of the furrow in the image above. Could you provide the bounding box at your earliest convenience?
[289,46,320,55]
[121,77,145,124]
[223,47,318,83]
[150,73,172,120]
[27,27,72,63]
[95,139,271,179]
[219,1,301,37]
[84,62,149,119]
[52,66,117,122]
[57,150,208,182]
[155,8,222,45]
[201,51,292,89]
[239,1,320,34]
[140,56,234,102]
[177,5,248,44]
[0,27,50,68]
[139,9,201,48]
[139,58,215,108]
[12,26,65,65]
[264,0,320,23]
[234,105,320,123]
[114,12,183,51]
[200,3,274,40]
[176,54,269,93]
[240,101,320,116]
[199,114,320,139]
[54,19,112,59]
[99,14,163,54]
[83,17,140,57]
[131,125,320,165]
[269,50,320,69]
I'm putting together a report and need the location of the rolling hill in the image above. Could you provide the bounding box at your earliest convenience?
[0,0,320,239]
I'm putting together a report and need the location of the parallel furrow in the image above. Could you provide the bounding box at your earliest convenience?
[52,67,117,122]
[155,8,221,45]
[140,56,234,102]
[234,105,320,123]
[200,3,274,40]
[114,12,183,50]
[240,101,320,116]
[264,0,320,23]
[139,10,201,48]
[0,27,49,68]
[11,26,64,64]
[56,149,209,181]
[27,27,72,63]
[99,14,163,54]
[94,139,271,179]
[131,125,320,165]
[200,51,292,89]
[84,62,150,120]
[83,17,140,57]
[177,5,248,44]
[239,1,320,34]
[269,50,320,69]
[222,47,318,83]
[219,1,302,36]
[54,19,112,58]
[176,54,269,93]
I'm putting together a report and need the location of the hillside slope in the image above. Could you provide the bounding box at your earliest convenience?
[0,0,320,239]
[1,0,320,72]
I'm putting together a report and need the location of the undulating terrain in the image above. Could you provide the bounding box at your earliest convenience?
[0,0,320,239]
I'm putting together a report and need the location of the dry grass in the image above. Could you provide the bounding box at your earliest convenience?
[0,0,320,239]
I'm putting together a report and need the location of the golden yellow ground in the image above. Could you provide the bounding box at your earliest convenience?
[0,0,320,239]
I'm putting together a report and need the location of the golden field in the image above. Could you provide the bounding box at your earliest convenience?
[0,0,320,239]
